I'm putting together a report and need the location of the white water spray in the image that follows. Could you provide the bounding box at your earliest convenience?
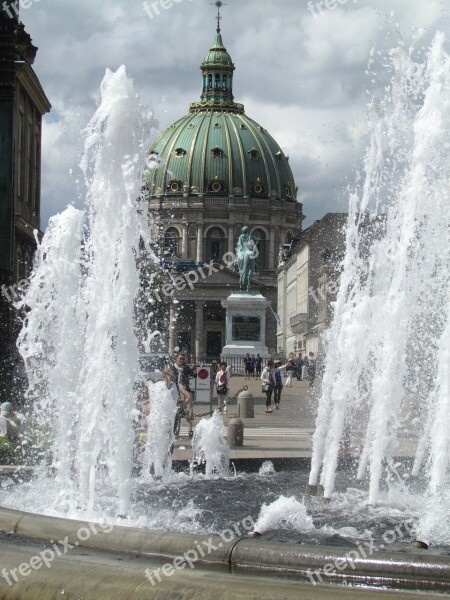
[142,380,177,480]
[17,66,154,516]
[309,33,450,525]
[191,411,229,478]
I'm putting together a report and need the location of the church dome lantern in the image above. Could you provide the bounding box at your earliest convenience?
[146,5,298,205]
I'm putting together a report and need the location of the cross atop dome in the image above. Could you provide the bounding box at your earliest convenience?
[211,1,227,33]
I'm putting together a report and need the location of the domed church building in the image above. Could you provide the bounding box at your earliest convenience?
[146,15,303,360]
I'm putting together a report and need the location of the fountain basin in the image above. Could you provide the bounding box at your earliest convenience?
[1,507,450,597]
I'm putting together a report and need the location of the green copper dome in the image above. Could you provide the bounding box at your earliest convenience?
[146,27,297,202]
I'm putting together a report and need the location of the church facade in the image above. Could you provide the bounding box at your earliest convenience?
[0,8,50,401]
[145,21,303,360]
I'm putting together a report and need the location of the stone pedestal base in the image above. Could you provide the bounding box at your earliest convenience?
[221,291,270,358]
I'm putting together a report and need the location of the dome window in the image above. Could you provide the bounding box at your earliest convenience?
[211,147,224,159]
[248,148,259,160]
[282,185,291,198]
[207,178,226,193]
[275,151,283,161]
[240,123,248,130]
[214,122,221,128]
[167,180,183,193]
[175,148,187,157]
[251,180,266,196]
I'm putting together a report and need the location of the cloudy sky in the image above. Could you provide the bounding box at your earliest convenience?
[19,0,450,229]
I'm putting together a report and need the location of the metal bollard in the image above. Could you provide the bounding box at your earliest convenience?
[237,390,254,418]
[227,418,244,447]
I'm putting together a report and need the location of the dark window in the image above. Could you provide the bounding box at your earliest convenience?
[164,227,180,257]
[252,228,267,270]
[206,227,226,261]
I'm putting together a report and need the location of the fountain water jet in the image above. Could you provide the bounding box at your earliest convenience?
[16,66,153,517]
[191,411,230,478]
[308,32,450,536]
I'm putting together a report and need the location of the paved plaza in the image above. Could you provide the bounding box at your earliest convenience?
[173,373,419,463]
[173,374,320,462]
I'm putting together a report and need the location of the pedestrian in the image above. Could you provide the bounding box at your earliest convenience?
[215,362,229,413]
[171,352,197,438]
[243,353,251,379]
[295,353,303,380]
[307,352,316,386]
[273,360,284,409]
[285,357,295,387]
[260,359,286,413]
[248,354,256,379]
[302,355,309,380]
[261,360,275,413]
[0,402,19,463]
[255,353,262,377]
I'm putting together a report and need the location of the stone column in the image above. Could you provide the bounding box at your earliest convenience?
[168,301,175,355]
[181,224,188,259]
[196,224,203,262]
[228,224,234,255]
[195,301,204,360]
[269,227,275,270]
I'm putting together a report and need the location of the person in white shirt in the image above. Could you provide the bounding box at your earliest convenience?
[215,362,229,413]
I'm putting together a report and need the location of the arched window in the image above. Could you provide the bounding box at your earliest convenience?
[285,231,293,246]
[252,228,267,270]
[282,184,291,199]
[206,227,226,261]
[163,227,181,257]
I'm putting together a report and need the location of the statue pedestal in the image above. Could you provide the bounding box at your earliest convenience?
[220,291,270,358]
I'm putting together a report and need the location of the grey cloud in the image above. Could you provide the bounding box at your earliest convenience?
[21,0,450,228]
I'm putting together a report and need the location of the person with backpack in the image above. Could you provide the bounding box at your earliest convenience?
[215,362,229,413]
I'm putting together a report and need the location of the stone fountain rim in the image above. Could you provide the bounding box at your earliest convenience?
[1,507,450,594]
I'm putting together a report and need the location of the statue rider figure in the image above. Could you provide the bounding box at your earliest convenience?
[235,226,258,292]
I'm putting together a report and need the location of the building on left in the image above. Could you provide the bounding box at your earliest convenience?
[0,7,51,401]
